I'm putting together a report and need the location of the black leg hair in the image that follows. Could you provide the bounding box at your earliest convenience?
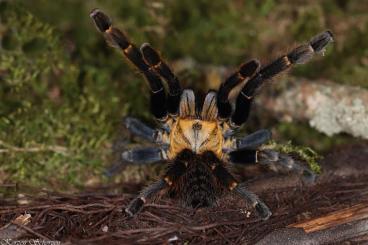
[222,129,271,154]
[141,43,182,115]
[212,164,271,220]
[106,146,167,176]
[228,149,258,164]
[217,60,260,120]
[124,117,156,142]
[125,179,167,216]
[228,148,316,183]
[258,149,317,183]
[236,129,272,150]
[231,31,333,127]
[124,117,169,146]
[121,147,166,164]
[213,153,272,220]
[125,158,188,216]
[234,183,272,220]
[90,9,168,120]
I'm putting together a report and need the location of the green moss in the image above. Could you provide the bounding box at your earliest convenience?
[267,141,322,174]
[0,4,123,189]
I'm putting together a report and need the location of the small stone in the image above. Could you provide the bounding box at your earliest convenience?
[102,225,108,232]
[168,235,178,242]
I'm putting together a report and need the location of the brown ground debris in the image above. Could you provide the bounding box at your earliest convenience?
[1,142,368,244]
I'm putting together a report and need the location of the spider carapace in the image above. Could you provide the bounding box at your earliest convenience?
[90,9,333,220]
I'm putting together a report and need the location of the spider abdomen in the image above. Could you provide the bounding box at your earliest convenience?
[168,149,224,208]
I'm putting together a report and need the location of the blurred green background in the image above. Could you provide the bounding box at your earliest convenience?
[0,0,367,189]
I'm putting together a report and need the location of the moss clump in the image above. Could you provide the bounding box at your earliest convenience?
[0,4,124,189]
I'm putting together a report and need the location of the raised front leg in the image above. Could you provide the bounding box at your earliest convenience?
[231,31,334,127]
[90,9,168,120]
[217,60,260,121]
[141,43,182,116]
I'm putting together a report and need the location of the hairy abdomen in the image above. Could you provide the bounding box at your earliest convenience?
[169,149,222,208]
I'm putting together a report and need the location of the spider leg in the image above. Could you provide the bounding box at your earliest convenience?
[235,183,272,220]
[236,129,272,150]
[231,31,334,127]
[228,149,258,164]
[223,129,271,154]
[125,179,167,216]
[212,164,271,220]
[90,9,167,121]
[124,117,156,142]
[125,158,187,216]
[217,60,260,120]
[258,149,317,183]
[121,147,167,164]
[105,147,166,177]
[124,117,170,146]
[141,43,182,116]
[228,148,316,183]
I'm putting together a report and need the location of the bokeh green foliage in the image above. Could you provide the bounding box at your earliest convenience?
[0,0,367,188]
[0,3,123,188]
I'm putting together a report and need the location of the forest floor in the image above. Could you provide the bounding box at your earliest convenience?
[1,142,368,244]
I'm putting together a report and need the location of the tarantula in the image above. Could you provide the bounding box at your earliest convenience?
[90,9,333,220]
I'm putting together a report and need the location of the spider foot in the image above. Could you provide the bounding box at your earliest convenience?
[125,197,145,217]
[255,202,272,220]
